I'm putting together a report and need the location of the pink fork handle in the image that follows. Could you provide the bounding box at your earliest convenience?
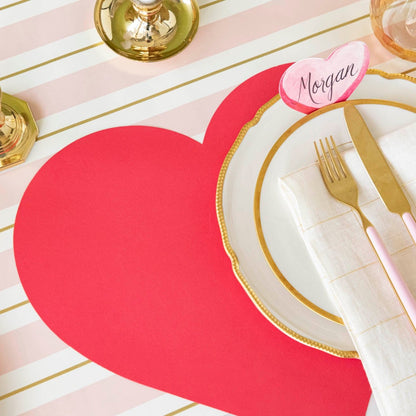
[366,226,416,328]
[402,212,416,244]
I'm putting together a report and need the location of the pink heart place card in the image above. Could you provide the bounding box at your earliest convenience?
[279,41,370,114]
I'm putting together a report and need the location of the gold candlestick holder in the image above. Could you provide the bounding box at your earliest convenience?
[94,0,199,62]
[0,88,38,171]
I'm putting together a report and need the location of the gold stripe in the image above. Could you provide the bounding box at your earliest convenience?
[0,9,377,394]
[0,11,413,401]
[0,42,104,82]
[0,1,221,81]
[200,0,225,9]
[165,403,198,416]
[0,360,91,400]
[0,0,29,11]
[0,19,403,393]
[36,14,370,142]
[0,223,14,233]
[0,300,29,315]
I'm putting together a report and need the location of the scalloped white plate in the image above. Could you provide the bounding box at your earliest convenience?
[217,70,416,357]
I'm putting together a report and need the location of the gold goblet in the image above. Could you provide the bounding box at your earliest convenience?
[371,0,416,61]
[0,87,38,170]
[94,0,199,62]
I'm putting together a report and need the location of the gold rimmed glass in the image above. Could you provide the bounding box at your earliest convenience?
[371,0,416,61]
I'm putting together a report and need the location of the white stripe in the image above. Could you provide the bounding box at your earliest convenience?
[0,29,102,79]
[0,0,78,28]
[0,0,215,24]
[192,132,205,144]
[0,284,27,310]
[117,394,194,416]
[200,0,272,26]
[0,348,86,396]
[0,361,110,415]
[0,4,378,415]
[0,204,18,229]
[2,43,113,94]
[373,57,416,75]
[118,394,232,416]
[198,0,221,5]
[0,8,373,229]
[1,0,272,94]
[29,3,372,157]
[0,228,13,253]
[179,406,230,416]
[0,303,39,335]
[36,0,370,136]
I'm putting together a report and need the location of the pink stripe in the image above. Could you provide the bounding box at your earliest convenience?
[141,87,233,138]
[315,33,395,65]
[0,0,94,60]
[0,38,395,215]
[18,0,354,120]
[0,89,233,380]
[0,321,67,374]
[21,375,163,416]
[0,157,49,209]
[0,87,232,212]
[0,250,21,290]
[362,34,396,66]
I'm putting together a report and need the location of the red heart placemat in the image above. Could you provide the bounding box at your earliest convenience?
[14,65,370,415]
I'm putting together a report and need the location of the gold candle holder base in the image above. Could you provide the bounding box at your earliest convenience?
[94,0,199,62]
[0,89,38,171]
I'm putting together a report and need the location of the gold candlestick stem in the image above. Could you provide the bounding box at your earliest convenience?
[132,0,163,22]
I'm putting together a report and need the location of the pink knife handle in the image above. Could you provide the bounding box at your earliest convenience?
[366,226,416,328]
[402,212,416,244]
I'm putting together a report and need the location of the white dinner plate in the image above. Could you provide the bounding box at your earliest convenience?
[216,70,416,357]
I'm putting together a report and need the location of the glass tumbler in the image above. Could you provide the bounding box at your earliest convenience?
[371,0,416,61]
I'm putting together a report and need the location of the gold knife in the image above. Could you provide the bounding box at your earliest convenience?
[344,102,416,242]
[344,102,416,329]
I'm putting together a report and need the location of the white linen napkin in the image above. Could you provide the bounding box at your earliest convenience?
[280,121,416,416]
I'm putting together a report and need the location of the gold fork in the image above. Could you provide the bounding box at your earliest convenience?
[315,136,416,330]
[314,136,371,229]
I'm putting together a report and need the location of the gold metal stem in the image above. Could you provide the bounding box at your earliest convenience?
[356,209,373,231]
[132,1,163,23]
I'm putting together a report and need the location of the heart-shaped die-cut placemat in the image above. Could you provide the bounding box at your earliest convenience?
[14,65,370,415]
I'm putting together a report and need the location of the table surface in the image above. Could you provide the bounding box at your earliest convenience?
[0,0,413,415]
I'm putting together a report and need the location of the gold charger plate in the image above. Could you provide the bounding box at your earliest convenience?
[217,69,416,358]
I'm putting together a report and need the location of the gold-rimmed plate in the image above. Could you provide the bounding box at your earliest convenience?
[216,70,416,358]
